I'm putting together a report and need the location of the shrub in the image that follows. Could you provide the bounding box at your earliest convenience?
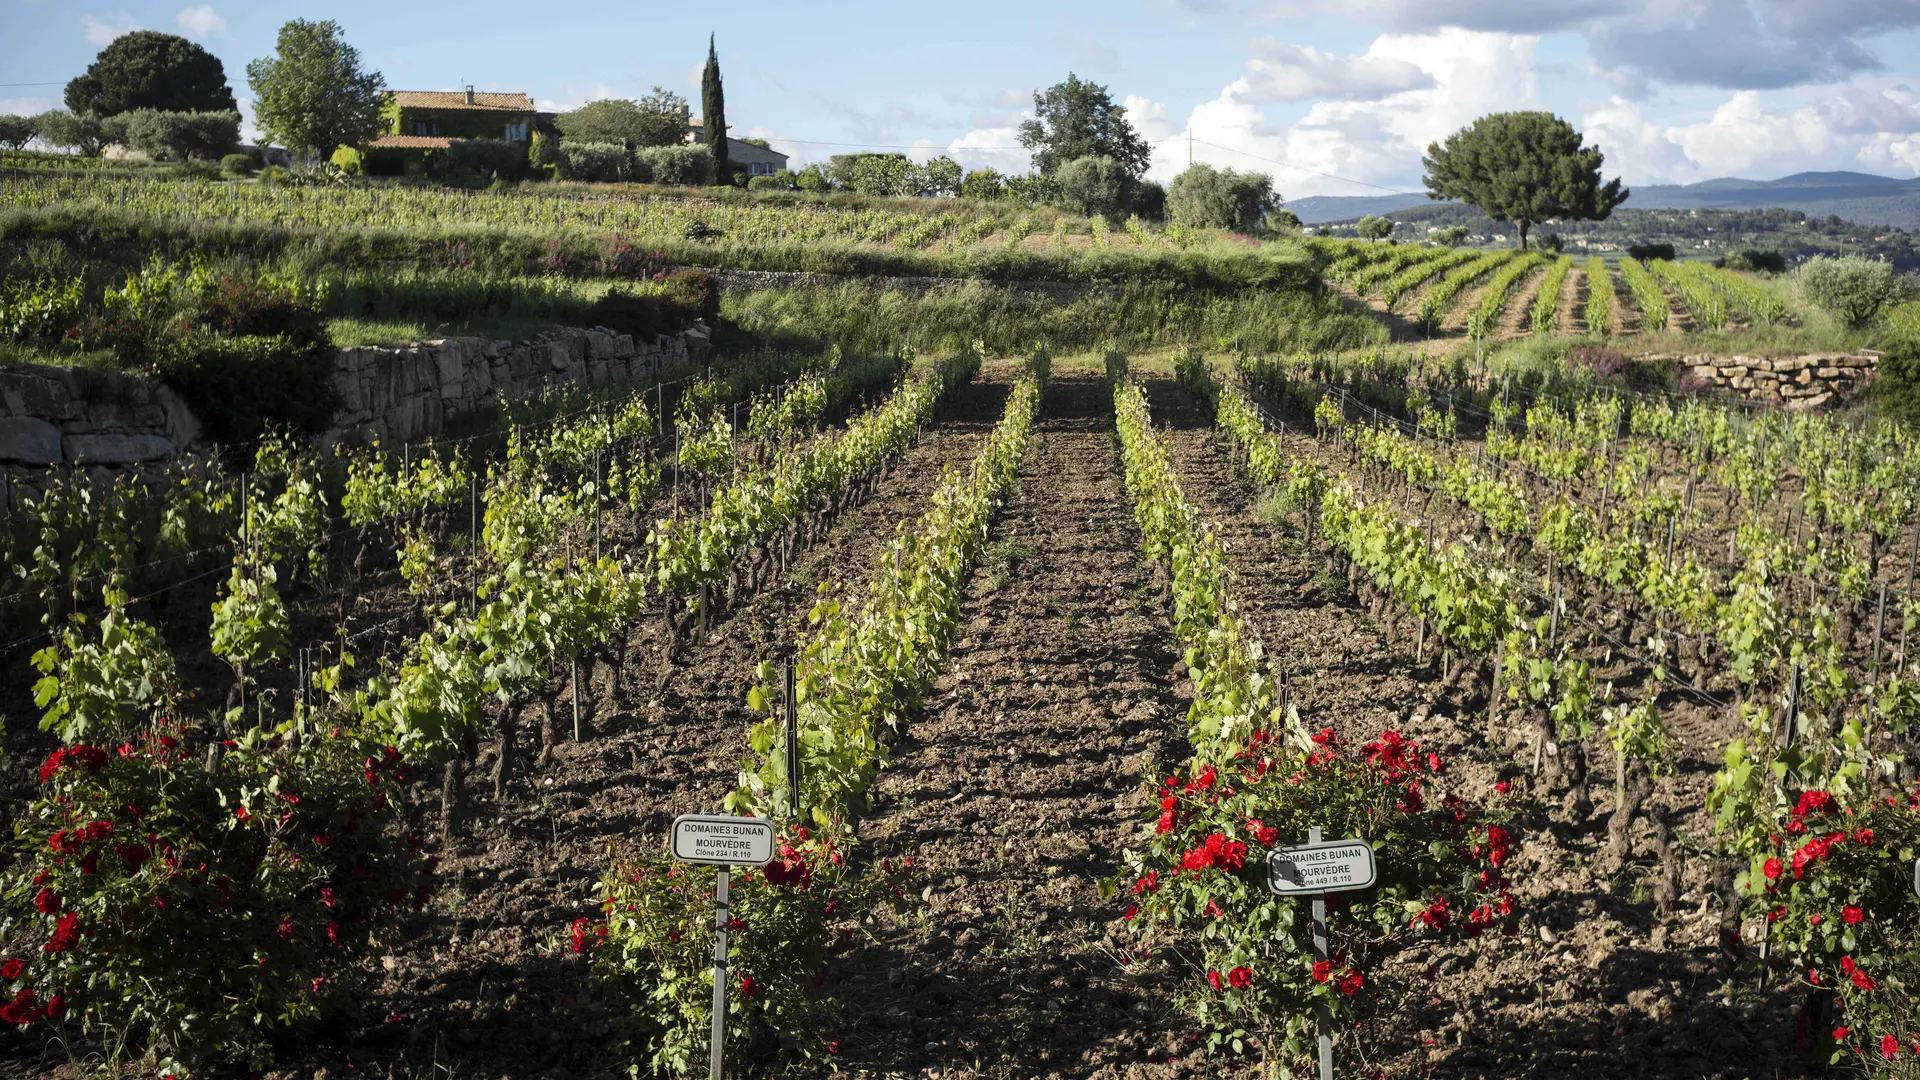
[1125,728,1513,1066]
[1795,255,1899,328]
[588,832,916,1075]
[637,145,716,187]
[1053,154,1136,219]
[258,164,291,185]
[660,268,719,325]
[581,289,691,342]
[746,174,787,191]
[329,144,364,176]
[156,332,337,443]
[1626,242,1675,262]
[0,727,432,1073]
[1717,783,1920,1076]
[221,152,256,177]
[1719,248,1785,274]
[794,164,832,193]
[1132,179,1167,221]
[1869,319,1920,427]
[557,140,630,183]
[527,130,557,177]
[438,138,528,185]
[1167,162,1278,233]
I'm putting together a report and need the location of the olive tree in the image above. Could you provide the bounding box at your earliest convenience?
[1054,154,1135,217]
[1166,162,1278,233]
[1355,215,1395,243]
[1795,255,1899,328]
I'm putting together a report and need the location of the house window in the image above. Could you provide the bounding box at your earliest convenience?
[504,121,528,142]
[413,120,441,137]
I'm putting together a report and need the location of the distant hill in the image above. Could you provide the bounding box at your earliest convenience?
[1623,171,1920,228]
[1289,170,1920,229]
[1287,193,1435,224]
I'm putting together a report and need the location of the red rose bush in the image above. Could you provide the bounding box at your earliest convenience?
[0,727,430,1073]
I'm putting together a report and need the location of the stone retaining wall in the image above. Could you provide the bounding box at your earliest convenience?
[328,322,709,447]
[0,322,711,498]
[1649,351,1879,411]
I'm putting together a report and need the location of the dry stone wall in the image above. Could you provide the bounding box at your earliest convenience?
[1652,350,1879,411]
[327,322,709,447]
[0,323,710,500]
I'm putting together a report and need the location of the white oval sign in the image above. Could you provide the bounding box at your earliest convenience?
[670,813,776,867]
[1267,838,1378,895]
[1913,857,1919,900]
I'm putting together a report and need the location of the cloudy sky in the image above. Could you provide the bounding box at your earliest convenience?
[5,0,1920,196]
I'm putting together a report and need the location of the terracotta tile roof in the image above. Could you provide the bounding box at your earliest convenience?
[389,91,534,112]
[368,135,456,150]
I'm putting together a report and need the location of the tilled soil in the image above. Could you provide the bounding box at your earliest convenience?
[1135,374,1810,1080]
[825,373,1199,1079]
[0,365,1826,1080]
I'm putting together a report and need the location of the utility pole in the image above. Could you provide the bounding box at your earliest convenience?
[1188,128,1193,167]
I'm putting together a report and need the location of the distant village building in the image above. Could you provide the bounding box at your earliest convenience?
[686,117,789,177]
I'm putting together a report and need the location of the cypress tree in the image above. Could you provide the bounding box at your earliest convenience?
[701,34,728,184]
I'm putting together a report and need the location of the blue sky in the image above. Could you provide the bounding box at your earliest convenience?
[6,0,1920,196]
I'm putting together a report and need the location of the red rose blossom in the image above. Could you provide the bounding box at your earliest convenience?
[1228,966,1253,989]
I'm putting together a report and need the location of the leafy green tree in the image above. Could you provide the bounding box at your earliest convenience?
[960,167,1004,200]
[1166,162,1277,233]
[701,34,728,183]
[848,153,914,196]
[1355,215,1395,242]
[34,110,110,156]
[1055,154,1136,217]
[1430,225,1468,247]
[1422,111,1627,252]
[917,155,963,197]
[1018,73,1151,178]
[0,114,40,150]
[65,30,236,117]
[246,20,385,157]
[555,90,688,148]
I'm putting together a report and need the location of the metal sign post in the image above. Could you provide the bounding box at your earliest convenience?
[783,660,801,817]
[1267,830,1378,1080]
[1913,857,1920,900]
[670,814,776,1080]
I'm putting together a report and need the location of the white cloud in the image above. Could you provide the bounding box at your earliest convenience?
[1242,39,1435,102]
[81,11,138,45]
[1578,85,1920,185]
[0,96,55,116]
[1324,0,1920,91]
[945,126,1029,173]
[175,4,224,37]
[1148,28,1542,197]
